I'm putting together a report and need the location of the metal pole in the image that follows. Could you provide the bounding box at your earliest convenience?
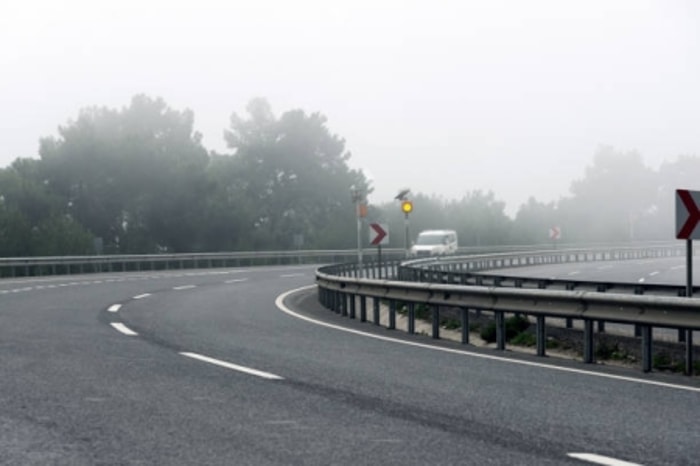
[461,308,470,345]
[432,306,440,339]
[404,213,410,257]
[642,325,652,373]
[686,239,694,375]
[536,315,546,357]
[356,204,362,269]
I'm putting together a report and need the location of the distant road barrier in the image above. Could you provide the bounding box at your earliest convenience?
[315,244,700,375]
[0,249,412,278]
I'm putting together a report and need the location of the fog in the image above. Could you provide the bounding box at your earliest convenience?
[1,0,699,215]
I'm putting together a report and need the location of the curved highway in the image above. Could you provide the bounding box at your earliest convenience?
[1,264,699,465]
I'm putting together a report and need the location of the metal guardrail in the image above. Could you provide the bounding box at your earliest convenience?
[315,245,700,375]
[398,244,693,295]
[0,249,411,278]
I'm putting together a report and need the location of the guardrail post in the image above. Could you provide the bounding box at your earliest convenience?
[565,283,575,328]
[373,298,380,326]
[461,308,470,344]
[407,302,415,334]
[360,296,367,322]
[641,325,652,373]
[597,320,606,333]
[685,330,694,376]
[349,294,356,319]
[536,315,546,357]
[432,305,440,339]
[389,300,396,330]
[335,290,343,313]
[583,320,594,364]
[340,293,347,316]
[495,311,505,350]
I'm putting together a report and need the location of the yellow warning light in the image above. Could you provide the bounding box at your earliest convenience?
[401,200,413,214]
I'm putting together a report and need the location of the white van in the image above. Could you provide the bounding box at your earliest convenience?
[409,230,458,257]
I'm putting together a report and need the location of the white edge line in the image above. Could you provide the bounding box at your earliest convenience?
[275,285,700,394]
[179,352,283,380]
[567,452,642,466]
[133,293,151,300]
[110,322,138,336]
[107,304,122,313]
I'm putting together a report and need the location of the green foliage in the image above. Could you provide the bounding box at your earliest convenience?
[480,322,497,343]
[653,352,686,373]
[441,318,461,330]
[510,332,536,347]
[480,315,531,344]
[3,96,700,258]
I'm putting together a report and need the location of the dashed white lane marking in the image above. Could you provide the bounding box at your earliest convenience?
[110,323,138,336]
[133,293,151,300]
[567,452,642,466]
[280,273,305,278]
[568,271,580,276]
[107,304,122,313]
[179,352,283,380]
[597,265,613,270]
[276,286,700,394]
[638,278,645,283]
[649,271,659,277]
[225,278,248,284]
[671,265,684,271]
[173,285,196,290]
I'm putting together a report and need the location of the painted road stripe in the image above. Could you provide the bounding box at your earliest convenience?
[280,273,305,278]
[110,323,138,336]
[597,265,613,270]
[638,278,645,283]
[567,452,641,466]
[276,286,700,394]
[133,293,151,300]
[649,271,659,276]
[568,271,580,276]
[180,352,283,380]
[225,278,248,284]
[107,304,122,313]
[173,285,196,290]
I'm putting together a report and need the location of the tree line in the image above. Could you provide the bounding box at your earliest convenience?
[0,95,695,257]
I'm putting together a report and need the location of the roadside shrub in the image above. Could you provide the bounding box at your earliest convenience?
[511,332,536,347]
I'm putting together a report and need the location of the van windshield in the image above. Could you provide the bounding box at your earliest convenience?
[415,234,446,245]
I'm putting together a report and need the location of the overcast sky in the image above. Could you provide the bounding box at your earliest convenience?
[1,0,699,215]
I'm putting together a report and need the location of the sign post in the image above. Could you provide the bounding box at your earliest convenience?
[675,189,700,375]
[369,223,389,279]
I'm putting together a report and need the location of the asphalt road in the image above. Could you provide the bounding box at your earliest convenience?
[1,264,700,465]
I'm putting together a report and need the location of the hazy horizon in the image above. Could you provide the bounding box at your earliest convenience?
[2,0,699,215]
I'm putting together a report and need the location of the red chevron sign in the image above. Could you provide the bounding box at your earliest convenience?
[369,223,389,246]
[676,189,700,239]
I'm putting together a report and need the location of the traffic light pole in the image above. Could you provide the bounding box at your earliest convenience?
[404,212,410,258]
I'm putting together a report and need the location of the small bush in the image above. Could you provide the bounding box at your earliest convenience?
[510,332,536,347]
[441,318,461,330]
[480,322,497,343]
[415,304,430,320]
[596,342,619,360]
[505,315,530,339]
[653,352,685,372]
[479,315,531,344]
